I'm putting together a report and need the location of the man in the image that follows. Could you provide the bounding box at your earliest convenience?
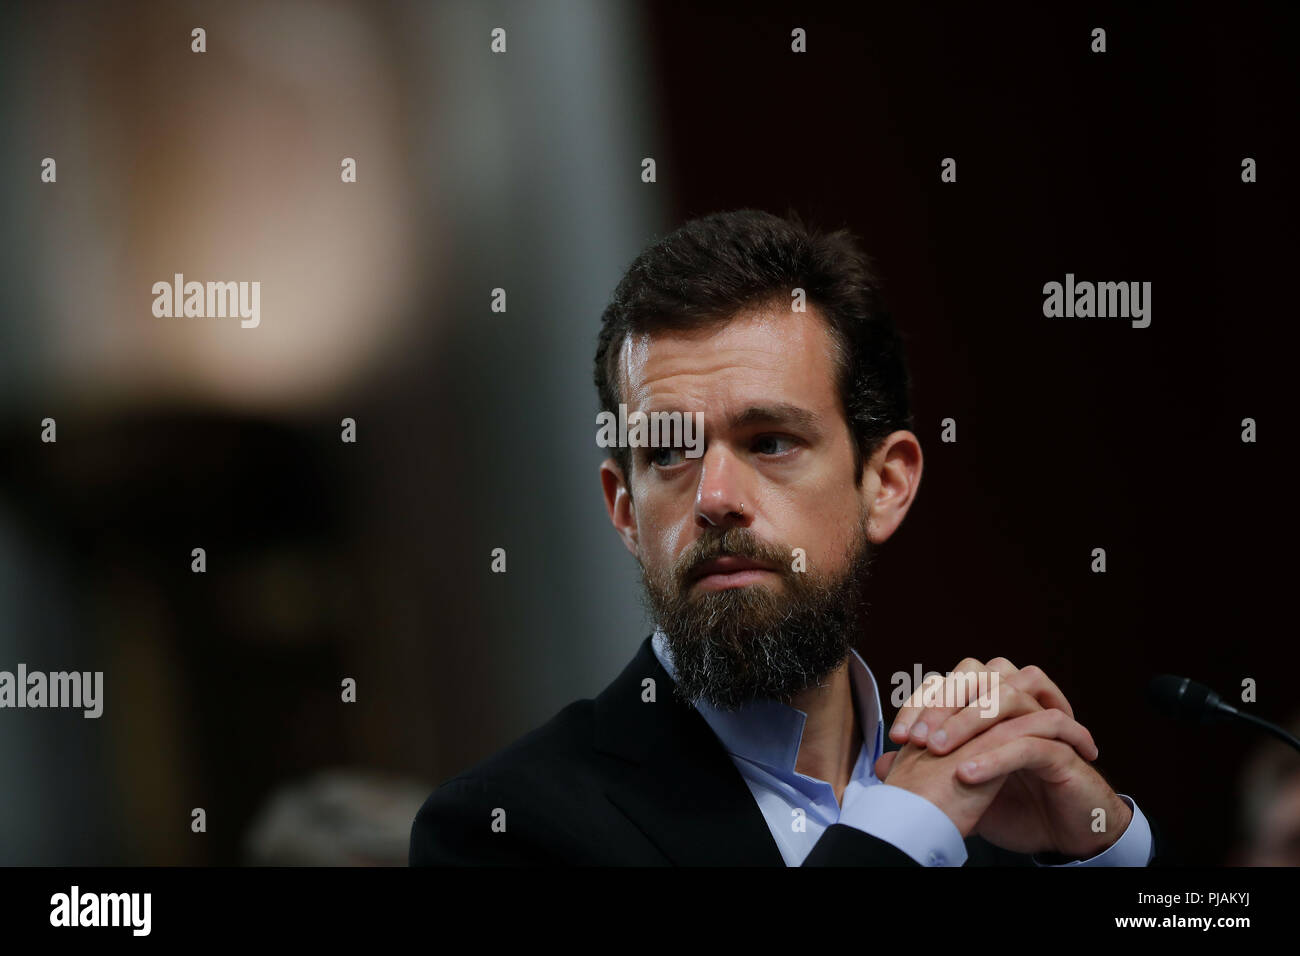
[410,209,1156,866]
[1231,712,1300,866]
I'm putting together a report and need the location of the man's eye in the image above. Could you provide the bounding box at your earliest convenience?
[753,435,797,456]
[650,447,687,467]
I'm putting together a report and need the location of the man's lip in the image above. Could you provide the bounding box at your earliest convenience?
[689,556,777,581]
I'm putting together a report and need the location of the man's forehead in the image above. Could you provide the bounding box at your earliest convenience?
[619,305,838,407]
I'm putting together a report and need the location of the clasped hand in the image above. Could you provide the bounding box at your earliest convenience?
[874,658,1132,859]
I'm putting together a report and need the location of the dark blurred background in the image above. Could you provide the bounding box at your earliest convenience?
[0,0,1294,865]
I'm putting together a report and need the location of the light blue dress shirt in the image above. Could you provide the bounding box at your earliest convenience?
[651,630,1154,867]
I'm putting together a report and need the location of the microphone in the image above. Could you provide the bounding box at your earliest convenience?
[1148,674,1300,754]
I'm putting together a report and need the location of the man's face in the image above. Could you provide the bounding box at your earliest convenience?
[600,300,921,709]
[1247,778,1300,866]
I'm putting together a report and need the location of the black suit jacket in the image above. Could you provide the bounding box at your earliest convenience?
[411,635,1132,865]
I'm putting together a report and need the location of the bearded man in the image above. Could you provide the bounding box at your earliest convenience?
[410,209,1155,867]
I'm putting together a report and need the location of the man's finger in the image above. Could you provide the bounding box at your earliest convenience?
[988,658,1074,721]
[971,708,1098,762]
[928,688,1095,759]
[889,657,984,743]
[923,679,1046,754]
[956,733,1081,785]
[874,750,899,780]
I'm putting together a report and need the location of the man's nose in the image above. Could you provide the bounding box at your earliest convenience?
[694,445,753,530]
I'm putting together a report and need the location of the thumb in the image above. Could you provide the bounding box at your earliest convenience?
[874,749,898,781]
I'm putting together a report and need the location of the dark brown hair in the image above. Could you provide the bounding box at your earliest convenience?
[595,208,913,488]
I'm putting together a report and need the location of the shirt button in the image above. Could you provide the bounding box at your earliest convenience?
[927,851,944,866]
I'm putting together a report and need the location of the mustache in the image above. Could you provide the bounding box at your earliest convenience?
[673,527,792,587]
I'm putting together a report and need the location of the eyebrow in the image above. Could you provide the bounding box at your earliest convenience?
[639,402,822,435]
[727,403,821,433]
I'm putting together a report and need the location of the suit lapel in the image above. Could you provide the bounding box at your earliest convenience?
[594,636,785,865]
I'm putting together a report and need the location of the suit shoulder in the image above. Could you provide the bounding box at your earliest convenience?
[454,697,595,784]
[409,698,605,865]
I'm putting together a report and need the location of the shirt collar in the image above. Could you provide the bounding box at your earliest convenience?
[651,629,883,778]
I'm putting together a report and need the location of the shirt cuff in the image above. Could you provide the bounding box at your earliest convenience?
[1031,794,1155,867]
[838,783,968,866]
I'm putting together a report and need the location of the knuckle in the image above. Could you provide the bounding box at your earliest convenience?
[1002,684,1028,710]
[1015,685,1043,712]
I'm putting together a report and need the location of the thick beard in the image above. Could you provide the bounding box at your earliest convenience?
[639,519,874,711]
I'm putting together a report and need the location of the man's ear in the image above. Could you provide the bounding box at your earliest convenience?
[861,430,923,545]
[600,458,639,556]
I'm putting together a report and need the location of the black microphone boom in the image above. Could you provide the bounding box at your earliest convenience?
[1148,674,1300,754]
